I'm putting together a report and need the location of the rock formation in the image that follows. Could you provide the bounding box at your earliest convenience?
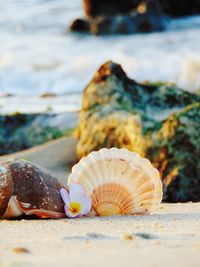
[70,0,200,35]
[83,0,200,18]
[77,61,200,202]
[0,112,77,155]
[70,0,165,35]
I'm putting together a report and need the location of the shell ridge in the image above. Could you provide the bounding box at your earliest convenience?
[67,148,162,216]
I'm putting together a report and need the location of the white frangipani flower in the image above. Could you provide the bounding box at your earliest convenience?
[60,184,92,218]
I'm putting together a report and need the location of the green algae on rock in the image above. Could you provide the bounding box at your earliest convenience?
[150,103,200,202]
[77,61,200,202]
[0,112,77,156]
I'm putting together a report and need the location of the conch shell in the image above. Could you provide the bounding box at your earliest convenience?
[0,160,66,219]
[68,148,162,216]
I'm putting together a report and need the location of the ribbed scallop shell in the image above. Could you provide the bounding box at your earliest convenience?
[68,148,162,216]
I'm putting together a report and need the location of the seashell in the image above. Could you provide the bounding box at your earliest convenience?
[0,164,14,217]
[0,160,66,219]
[68,148,163,216]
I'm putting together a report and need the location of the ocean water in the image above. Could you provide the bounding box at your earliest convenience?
[0,0,200,113]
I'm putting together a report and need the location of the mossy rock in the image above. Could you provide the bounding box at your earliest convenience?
[77,61,200,202]
[0,113,74,156]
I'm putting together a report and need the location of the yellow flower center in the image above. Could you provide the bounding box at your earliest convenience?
[69,202,81,214]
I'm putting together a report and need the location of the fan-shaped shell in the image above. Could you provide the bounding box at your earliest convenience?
[68,148,162,216]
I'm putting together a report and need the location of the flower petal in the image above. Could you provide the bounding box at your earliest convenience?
[80,196,92,216]
[64,205,81,218]
[60,188,70,207]
[69,183,86,203]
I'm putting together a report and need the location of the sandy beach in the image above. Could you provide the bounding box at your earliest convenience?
[1,1,200,266]
[0,132,200,267]
[0,203,200,267]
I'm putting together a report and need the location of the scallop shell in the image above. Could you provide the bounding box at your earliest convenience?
[68,148,162,216]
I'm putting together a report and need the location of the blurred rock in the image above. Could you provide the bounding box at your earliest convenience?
[83,0,140,17]
[70,0,200,35]
[70,18,90,33]
[70,0,165,35]
[151,103,200,202]
[160,0,200,17]
[83,0,200,17]
[77,61,200,202]
[0,112,77,156]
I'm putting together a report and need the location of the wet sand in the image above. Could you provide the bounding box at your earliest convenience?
[0,203,200,267]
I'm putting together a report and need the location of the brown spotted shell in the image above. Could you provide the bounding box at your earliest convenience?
[0,163,14,217]
[0,160,66,219]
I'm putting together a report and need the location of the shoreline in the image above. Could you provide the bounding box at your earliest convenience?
[0,95,81,115]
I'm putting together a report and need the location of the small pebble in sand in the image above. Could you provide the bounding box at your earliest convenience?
[87,233,105,239]
[154,241,161,245]
[124,233,135,240]
[135,233,157,240]
[12,247,30,254]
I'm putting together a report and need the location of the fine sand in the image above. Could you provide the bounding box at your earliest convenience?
[0,137,200,267]
[0,203,200,267]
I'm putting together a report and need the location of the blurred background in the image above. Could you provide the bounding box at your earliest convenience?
[0,0,200,115]
[0,0,200,203]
